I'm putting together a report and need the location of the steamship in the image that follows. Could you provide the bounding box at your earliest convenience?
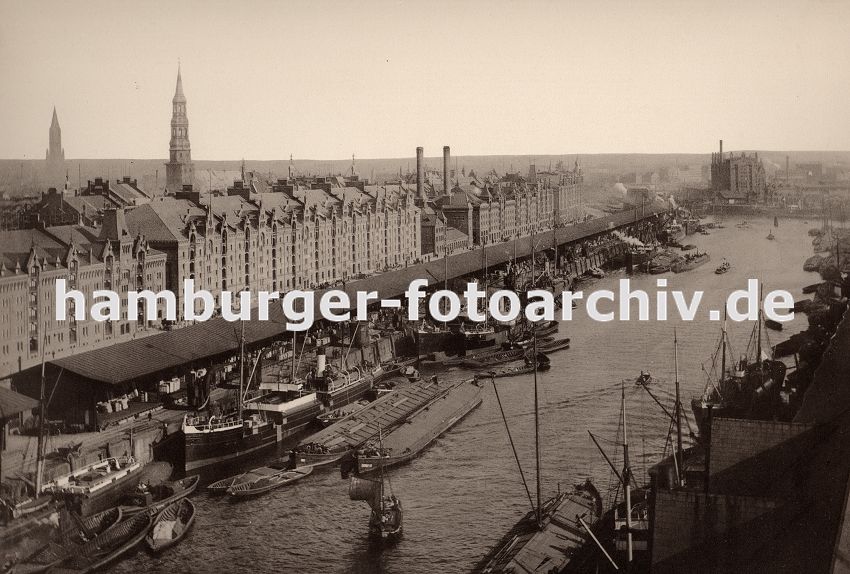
[181,385,320,472]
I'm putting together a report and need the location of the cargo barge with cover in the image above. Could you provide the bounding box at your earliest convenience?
[354,378,483,474]
[291,377,452,468]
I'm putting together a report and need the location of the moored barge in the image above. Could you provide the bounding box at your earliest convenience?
[291,378,450,468]
[355,379,483,474]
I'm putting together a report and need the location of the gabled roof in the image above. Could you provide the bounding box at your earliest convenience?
[109,181,150,204]
[125,197,205,243]
[0,228,67,270]
[445,226,468,242]
[63,194,120,215]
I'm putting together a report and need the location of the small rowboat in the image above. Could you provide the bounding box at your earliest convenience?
[145,498,196,554]
[207,473,249,496]
[506,335,554,350]
[226,465,313,498]
[533,321,560,337]
[539,338,570,353]
[5,494,53,520]
[476,362,552,380]
[64,506,124,544]
[13,508,124,573]
[119,474,199,516]
[460,349,525,369]
[50,510,152,574]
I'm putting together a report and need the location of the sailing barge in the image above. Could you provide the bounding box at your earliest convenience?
[474,481,603,573]
[355,379,483,474]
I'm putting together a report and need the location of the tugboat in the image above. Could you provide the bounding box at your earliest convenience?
[671,250,710,273]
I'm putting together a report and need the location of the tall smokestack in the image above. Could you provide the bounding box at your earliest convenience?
[786,155,790,185]
[719,139,723,156]
[416,146,424,204]
[316,347,326,376]
[443,146,450,193]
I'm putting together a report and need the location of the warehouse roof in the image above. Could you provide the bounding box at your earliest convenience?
[50,203,666,385]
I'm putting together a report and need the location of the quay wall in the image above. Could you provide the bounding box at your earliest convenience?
[708,417,820,498]
[651,489,780,573]
[654,304,850,573]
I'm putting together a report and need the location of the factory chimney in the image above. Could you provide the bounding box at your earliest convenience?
[786,155,790,185]
[416,146,424,206]
[443,146,450,194]
[719,139,723,157]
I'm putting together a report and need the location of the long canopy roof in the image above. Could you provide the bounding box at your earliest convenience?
[50,204,666,385]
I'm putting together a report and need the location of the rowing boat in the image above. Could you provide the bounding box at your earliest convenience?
[50,510,152,574]
[226,465,314,498]
[145,499,196,554]
[118,474,199,516]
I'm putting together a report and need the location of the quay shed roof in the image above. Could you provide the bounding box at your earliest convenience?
[50,312,290,385]
[0,386,39,420]
[49,204,667,385]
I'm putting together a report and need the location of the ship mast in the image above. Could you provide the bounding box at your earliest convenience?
[757,292,762,364]
[674,329,683,487]
[721,310,727,384]
[483,244,489,327]
[291,330,297,383]
[443,243,449,329]
[622,381,634,563]
[238,319,245,420]
[552,224,558,274]
[532,224,542,528]
[34,331,47,495]
[378,424,385,512]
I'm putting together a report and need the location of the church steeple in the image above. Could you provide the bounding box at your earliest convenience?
[46,106,65,186]
[174,63,186,103]
[165,63,193,193]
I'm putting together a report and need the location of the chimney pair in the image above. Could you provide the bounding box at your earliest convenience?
[415,145,451,202]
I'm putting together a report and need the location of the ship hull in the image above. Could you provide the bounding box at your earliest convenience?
[463,328,508,354]
[415,330,463,359]
[183,423,281,472]
[53,462,173,517]
[320,377,374,410]
[672,254,710,273]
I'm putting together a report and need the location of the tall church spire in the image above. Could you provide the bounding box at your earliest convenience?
[174,62,185,102]
[46,106,65,187]
[166,63,193,193]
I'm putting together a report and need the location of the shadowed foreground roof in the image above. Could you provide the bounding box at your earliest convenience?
[0,386,39,419]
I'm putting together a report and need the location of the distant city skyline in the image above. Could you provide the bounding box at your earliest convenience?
[2,0,850,160]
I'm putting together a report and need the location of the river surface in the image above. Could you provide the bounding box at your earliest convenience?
[111,216,819,574]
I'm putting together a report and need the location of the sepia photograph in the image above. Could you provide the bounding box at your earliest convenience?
[0,1,849,572]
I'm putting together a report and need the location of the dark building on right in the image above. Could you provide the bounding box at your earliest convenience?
[710,139,766,203]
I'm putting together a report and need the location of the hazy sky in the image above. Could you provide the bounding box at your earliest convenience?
[2,0,849,160]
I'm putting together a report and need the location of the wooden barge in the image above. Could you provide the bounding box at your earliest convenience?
[355,378,483,474]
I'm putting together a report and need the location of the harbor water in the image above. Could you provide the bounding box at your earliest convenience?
[111,217,817,574]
